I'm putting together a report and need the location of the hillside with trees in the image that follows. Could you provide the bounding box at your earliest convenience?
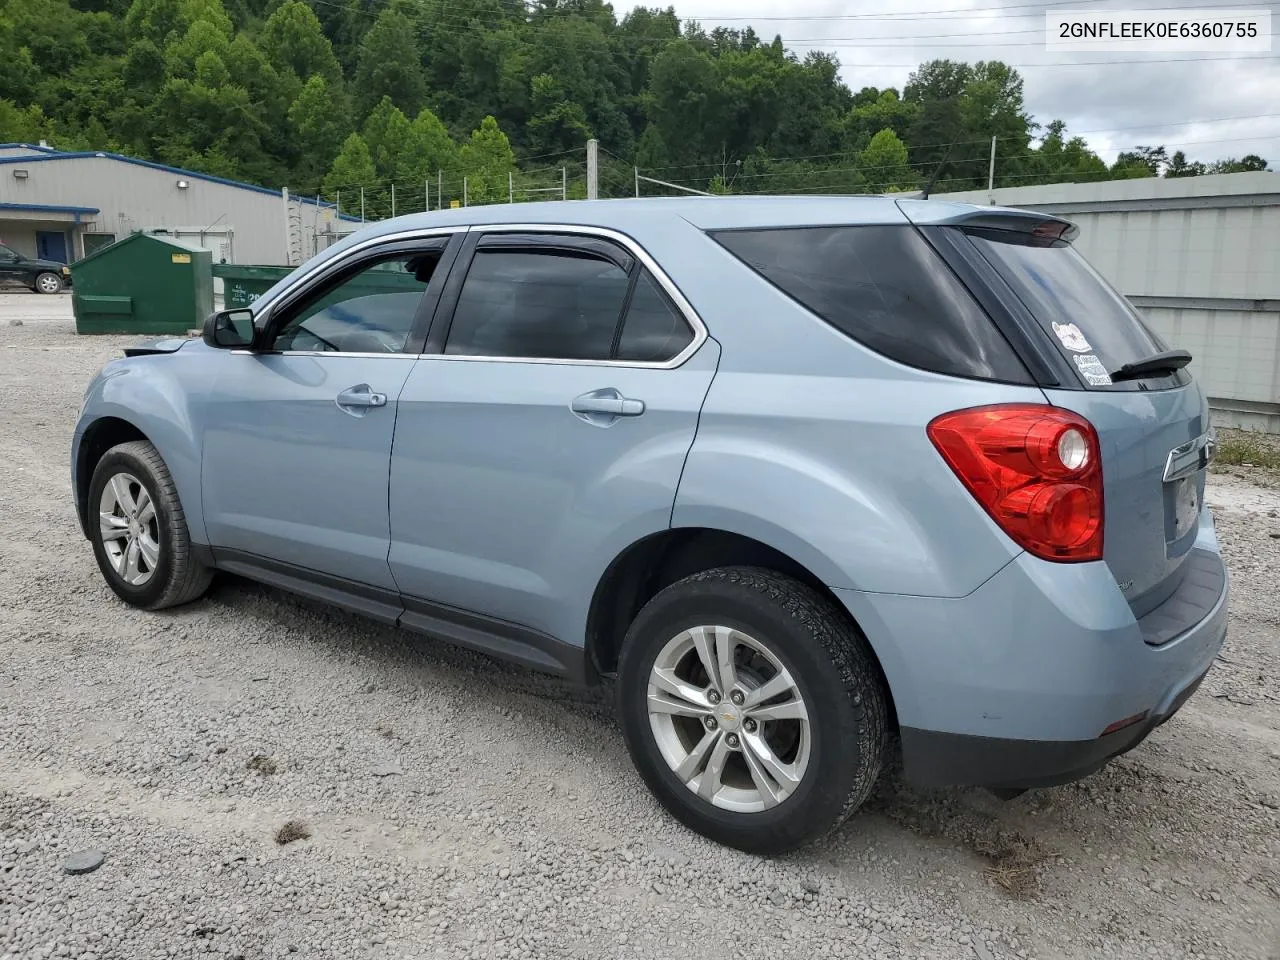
[0,0,1270,211]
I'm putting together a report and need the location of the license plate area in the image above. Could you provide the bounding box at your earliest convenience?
[1171,473,1201,540]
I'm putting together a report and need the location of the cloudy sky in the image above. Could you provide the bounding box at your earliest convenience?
[621,0,1280,167]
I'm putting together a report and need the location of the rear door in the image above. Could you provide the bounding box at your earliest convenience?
[387,227,718,649]
[962,226,1210,614]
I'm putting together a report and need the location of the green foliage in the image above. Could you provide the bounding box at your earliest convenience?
[460,115,517,203]
[860,129,914,194]
[323,131,375,196]
[260,0,341,84]
[353,7,428,117]
[6,0,1266,209]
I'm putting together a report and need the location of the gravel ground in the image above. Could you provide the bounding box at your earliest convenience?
[2,297,1278,960]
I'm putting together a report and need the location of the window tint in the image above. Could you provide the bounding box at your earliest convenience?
[712,225,1030,383]
[966,230,1185,388]
[616,271,693,362]
[445,249,630,360]
[272,252,438,353]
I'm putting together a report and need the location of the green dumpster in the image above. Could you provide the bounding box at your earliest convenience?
[71,233,214,335]
[212,264,292,309]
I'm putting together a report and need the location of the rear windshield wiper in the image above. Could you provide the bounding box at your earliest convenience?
[1109,349,1192,382]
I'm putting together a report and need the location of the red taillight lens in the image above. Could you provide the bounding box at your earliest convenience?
[927,404,1104,562]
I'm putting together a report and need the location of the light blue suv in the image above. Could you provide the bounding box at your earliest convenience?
[72,198,1228,853]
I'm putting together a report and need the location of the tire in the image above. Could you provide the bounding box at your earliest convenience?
[34,271,64,294]
[617,566,889,855]
[88,440,213,610]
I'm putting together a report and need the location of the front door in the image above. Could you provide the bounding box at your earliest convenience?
[388,229,717,646]
[201,237,456,596]
[36,231,68,263]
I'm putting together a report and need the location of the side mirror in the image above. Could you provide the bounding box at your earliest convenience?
[203,308,256,349]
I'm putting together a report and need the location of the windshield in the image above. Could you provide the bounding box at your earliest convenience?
[0,244,18,259]
[966,228,1188,389]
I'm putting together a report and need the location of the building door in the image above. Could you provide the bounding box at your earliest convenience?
[36,231,68,263]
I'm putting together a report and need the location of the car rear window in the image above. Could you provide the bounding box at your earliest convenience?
[710,225,1031,383]
[965,229,1186,388]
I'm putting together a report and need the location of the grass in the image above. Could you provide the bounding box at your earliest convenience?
[274,820,311,845]
[974,832,1051,900]
[1213,429,1280,471]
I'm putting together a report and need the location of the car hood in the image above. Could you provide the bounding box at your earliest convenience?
[122,336,194,357]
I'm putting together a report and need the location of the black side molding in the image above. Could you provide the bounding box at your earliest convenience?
[209,548,589,684]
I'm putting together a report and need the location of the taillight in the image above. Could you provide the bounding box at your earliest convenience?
[927,404,1104,562]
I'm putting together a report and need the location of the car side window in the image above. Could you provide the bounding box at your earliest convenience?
[616,270,694,363]
[270,250,442,354]
[444,248,631,361]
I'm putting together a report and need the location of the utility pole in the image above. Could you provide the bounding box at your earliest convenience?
[335,190,341,221]
[437,170,442,211]
[391,182,396,218]
[425,179,429,211]
[463,176,468,207]
[280,187,291,265]
[360,187,365,222]
[988,135,997,199]
[561,166,567,201]
[634,166,639,198]
[509,171,514,204]
[586,139,599,200]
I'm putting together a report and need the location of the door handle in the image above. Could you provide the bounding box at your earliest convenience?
[571,389,645,421]
[335,383,387,413]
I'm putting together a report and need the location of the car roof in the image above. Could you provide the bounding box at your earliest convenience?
[336,195,1024,238]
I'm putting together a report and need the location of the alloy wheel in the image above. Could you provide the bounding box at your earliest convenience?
[647,625,811,813]
[98,472,160,586]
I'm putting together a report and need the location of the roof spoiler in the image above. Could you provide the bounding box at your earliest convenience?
[894,200,1079,242]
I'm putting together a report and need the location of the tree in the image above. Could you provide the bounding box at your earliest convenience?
[860,128,914,193]
[362,96,412,182]
[0,99,53,143]
[526,73,592,155]
[260,0,341,84]
[460,115,516,203]
[288,74,348,191]
[323,132,376,199]
[1165,150,1206,178]
[1207,154,1269,173]
[353,7,428,117]
[401,106,462,192]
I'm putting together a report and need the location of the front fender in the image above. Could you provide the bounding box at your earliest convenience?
[74,349,216,545]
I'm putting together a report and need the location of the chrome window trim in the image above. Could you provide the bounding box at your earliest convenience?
[244,221,709,368]
[443,222,708,370]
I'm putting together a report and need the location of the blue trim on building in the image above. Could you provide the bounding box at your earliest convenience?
[0,150,362,222]
[0,201,101,215]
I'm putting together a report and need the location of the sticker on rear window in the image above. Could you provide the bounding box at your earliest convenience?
[1052,321,1092,353]
[1073,353,1113,386]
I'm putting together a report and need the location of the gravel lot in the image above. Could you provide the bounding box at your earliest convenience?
[2,293,1278,960]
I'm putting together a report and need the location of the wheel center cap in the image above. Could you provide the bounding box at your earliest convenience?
[715,703,742,732]
[129,519,141,538]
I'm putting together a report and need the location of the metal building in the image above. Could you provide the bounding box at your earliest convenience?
[0,143,357,267]
[936,172,1280,433]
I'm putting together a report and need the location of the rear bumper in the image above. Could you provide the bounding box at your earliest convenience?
[899,663,1209,789]
[834,507,1228,789]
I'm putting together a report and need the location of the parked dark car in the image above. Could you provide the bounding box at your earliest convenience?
[0,242,72,293]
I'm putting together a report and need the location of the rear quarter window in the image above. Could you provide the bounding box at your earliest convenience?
[710,225,1031,383]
